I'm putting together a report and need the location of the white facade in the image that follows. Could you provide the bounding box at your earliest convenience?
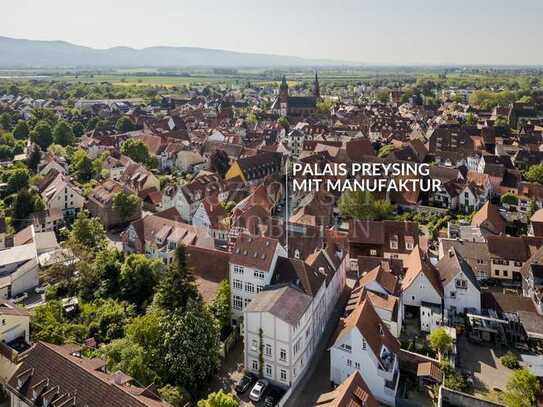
[230,245,286,322]
[192,202,227,241]
[401,273,442,310]
[244,257,346,389]
[330,327,399,406]
[443,274,481,317]
[244,296,313,388]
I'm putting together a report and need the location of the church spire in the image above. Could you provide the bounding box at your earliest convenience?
[279,75,289,104]
[313,71,320,99]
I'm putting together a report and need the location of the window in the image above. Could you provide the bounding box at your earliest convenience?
[265,344,272,356]
[245,282,255,293]
[265,364,272,377]
[455,279,467,289]
[252,360,258,370]
[390,235,398,250]
[362,339,366,350]
[294,339,302,356]
[280,370,287,381]
[450,291,456,299]
[233,279,243,290]
[257,285,264,293]
[233,265,244,274]
[370,249,377,256]
[341,344,352,352]
[503,270,508,277]
[254,271,265,279]
[347,359,352,367]
[355,362,360,369]
[251,339,258,351]
[233,296,242,310]
[280,348,287,361]
[244,298,251,307]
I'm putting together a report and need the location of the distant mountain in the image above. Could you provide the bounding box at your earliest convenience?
[0,36,348,68]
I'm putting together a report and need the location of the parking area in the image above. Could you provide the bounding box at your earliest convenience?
[207,341,280,406]
[457,335,513,395]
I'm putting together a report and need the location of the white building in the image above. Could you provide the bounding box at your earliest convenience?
[244,248,346,390]
[437,248,481,321]
[230,234,286,324]
[330,299,400,406]
[39,173,85,218]
[401,246,443,332]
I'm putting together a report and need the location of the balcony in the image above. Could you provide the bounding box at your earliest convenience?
[379,347,396,372]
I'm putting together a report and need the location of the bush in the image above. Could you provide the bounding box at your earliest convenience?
[501,351,520,369]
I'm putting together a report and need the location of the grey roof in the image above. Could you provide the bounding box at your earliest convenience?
[0,243,37,267]
[440,239,490,278]
[437,247,480,290]
[245,284,312,326]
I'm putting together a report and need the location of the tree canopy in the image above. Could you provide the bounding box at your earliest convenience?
[112,190,140,222]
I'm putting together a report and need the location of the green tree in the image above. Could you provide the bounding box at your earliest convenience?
[495,115,510,128]
[31,301,76,344]
[501,352,520,369]
[67,211,107,255]
[71,149,95,182]
[31,120,54,150]
[72,122,85,137]
[115,117,135,133]
[27,144,42,172]
[197,390,238,407]
[154,245,200,314]
[120,138,151,164]
[440,361,468,392]
[13,120,30,140]
[501,192,519,206]
[428,327,452,361]
[338,190,393,221]
[7,168,30,194]
[159,385,191,407]
[81,298,135,343]
[277,116,289,130]
[93,248,124,299]
[504,369,540,407]
[526,164,543,184]
[0,112,11,130]
[159,299,220,394]
[208,280,231,334]
[378,144,398,158]
[98,311,162,385]
[119,254,160,311]
[112,190,140,222]
[12,188,35,229]
[99,338,157,384]
[53,120,75,146]
[465,112,476,126]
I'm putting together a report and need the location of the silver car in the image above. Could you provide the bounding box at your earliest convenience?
[249,379,269,402]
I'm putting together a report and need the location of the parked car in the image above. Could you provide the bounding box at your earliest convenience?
[249,379,269,402]
[234,372,256,394]
[264,386,284,407]
[13,292,28,304]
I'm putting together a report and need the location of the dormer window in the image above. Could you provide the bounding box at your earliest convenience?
[390,235,399,250]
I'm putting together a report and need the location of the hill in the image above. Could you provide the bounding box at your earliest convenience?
[0,36,347,68]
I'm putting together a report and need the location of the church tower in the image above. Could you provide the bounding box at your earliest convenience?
[279,75,289,116]
[313,71,320,99]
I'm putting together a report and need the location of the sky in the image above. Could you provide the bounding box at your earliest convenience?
[2,0,543,65]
